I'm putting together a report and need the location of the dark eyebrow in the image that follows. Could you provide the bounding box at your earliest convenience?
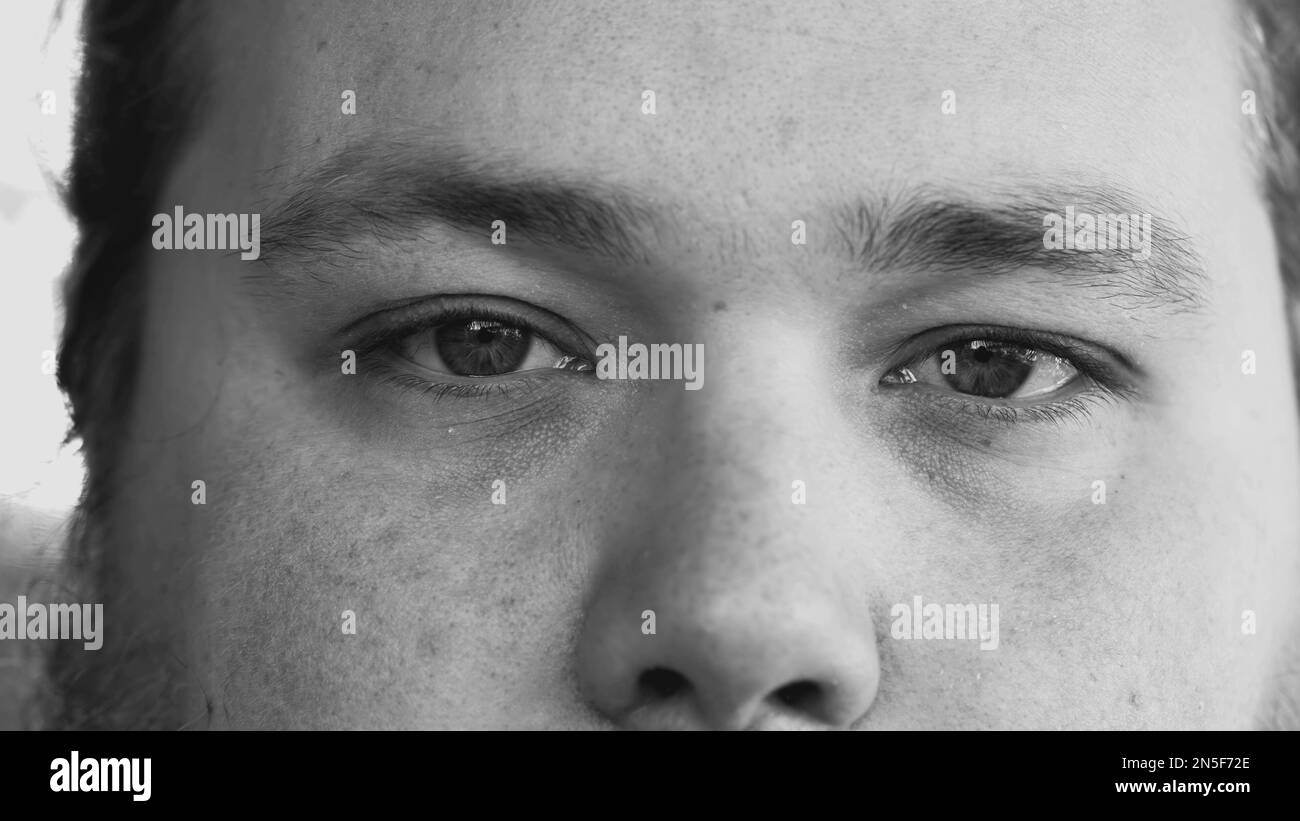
[257,137,662,267]
[831,184,1208,312]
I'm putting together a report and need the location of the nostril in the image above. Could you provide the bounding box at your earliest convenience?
[638,667,690,699]
[773,680,823,711]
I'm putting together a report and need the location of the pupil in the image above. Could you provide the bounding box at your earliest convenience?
[434,320,531,376]
[942,342,1034,398]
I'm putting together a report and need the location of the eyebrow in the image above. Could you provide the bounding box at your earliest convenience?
[258,139,1208,313]
[257,138,662,268]
[830,184,1208,313]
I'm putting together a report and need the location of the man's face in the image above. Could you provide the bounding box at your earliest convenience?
[112,0,1300,728]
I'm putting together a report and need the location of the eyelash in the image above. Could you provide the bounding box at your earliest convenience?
[928,391,1126,425]
[350,297,594,401]
[364,359,552,400]
[880,325,1136,425]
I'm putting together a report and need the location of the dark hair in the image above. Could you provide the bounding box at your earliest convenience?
[58,0,206,517]
[1248,1,1300,304]
[45,0,1300,728]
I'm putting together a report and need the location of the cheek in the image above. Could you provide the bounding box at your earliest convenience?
[181,362,650,726]
[858,387,1289,726]
[865,393,1147,607]
[869,390,1135,516]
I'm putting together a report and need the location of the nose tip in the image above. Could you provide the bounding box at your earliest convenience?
[579,602,880,730]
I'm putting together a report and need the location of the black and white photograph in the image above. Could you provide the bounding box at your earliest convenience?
[0,0,1295,799]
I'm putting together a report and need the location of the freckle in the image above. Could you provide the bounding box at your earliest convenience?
[713,300,727,312]
[1129,691,1143,709]
[979,439,991,447]
[316,39,327,52]
[419,631,438,658]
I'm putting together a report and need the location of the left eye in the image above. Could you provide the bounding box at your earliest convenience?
[396,318,592,377]
[882,340,1079,400]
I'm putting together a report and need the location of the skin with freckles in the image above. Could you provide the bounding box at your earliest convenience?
[91,0,1300,728]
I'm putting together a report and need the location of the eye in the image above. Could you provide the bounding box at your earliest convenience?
[882,339,1080,400]
[345,296,599,400]
[396,317,593,378]
[875,325,1139,424]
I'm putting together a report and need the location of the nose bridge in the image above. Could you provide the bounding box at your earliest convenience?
[595,309,864,601]
[657,312,860,559]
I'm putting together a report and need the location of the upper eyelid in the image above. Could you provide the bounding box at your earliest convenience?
[342,294,597,357]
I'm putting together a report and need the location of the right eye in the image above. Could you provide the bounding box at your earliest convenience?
[397,318,590,377]
[347,295,602,392]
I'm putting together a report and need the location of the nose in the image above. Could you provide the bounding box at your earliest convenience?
[575,315,881,730]
[577,570,880,729]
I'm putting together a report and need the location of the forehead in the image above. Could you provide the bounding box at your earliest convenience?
[198,0,1254,237]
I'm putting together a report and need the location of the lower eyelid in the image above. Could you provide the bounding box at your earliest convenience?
[360,346,595,401]
[887,375,1127,425]
[358,355,538,404]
